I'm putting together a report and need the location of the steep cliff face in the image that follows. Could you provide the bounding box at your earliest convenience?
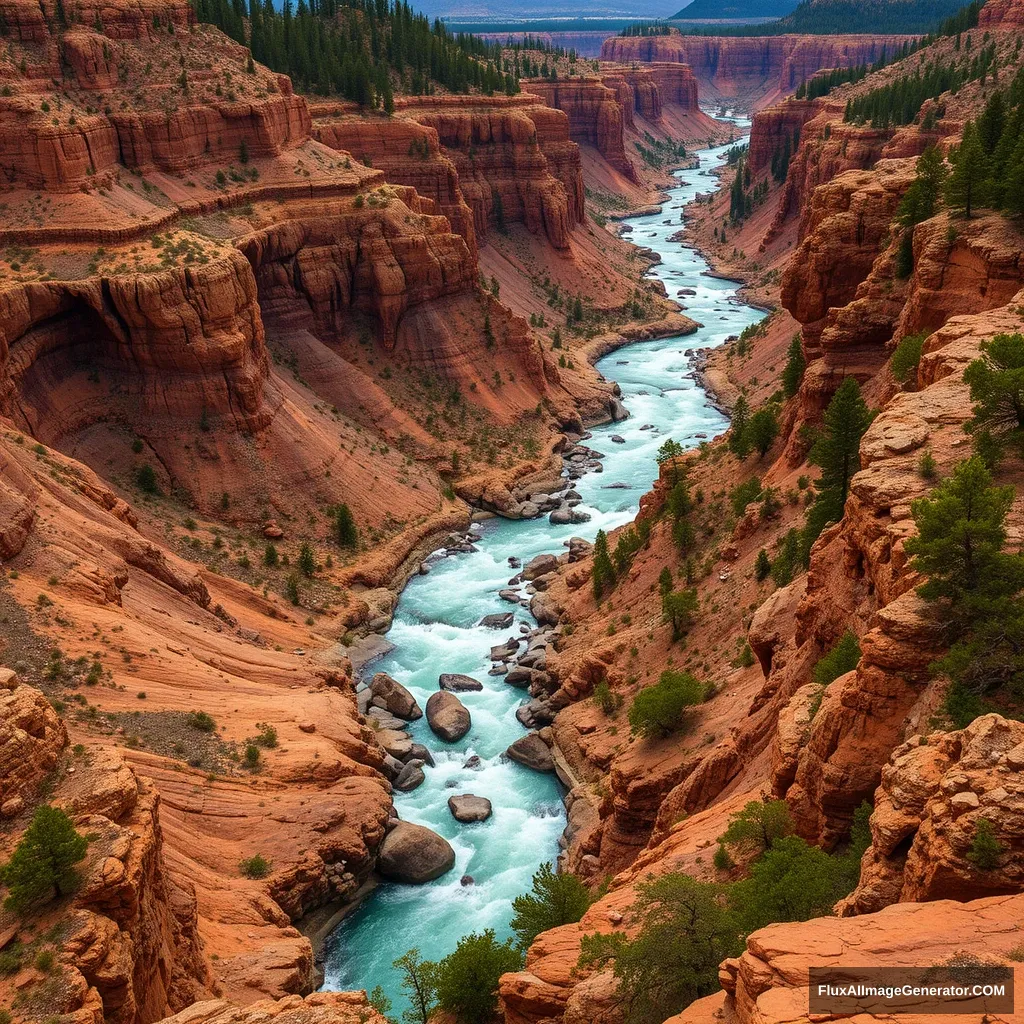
[600,34,914,108]
[524,79,637,181]
[405,96,584,251]
[0,674,210,1024]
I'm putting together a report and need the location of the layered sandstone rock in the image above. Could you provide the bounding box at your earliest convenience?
[0,680,210,1023]
[840,714,1024,915]
[525,79,636,180]
[153,993,390,1024]
[674,893,1024,1024]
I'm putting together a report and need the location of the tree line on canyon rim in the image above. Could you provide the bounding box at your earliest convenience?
[192,0,585,106]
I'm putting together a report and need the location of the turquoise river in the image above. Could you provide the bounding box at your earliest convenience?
[321,117,764,1015]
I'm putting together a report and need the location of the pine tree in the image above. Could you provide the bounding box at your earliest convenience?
[781,334,806,398]
[810,377,871,504]
[963,333,1024,457]
[728,395,751,458]
[591,530,615,600]
[945,122,990,218]
[754,548,771,581]
[2,806,88,911]
[747,407,780,459]
[335,504,358,548]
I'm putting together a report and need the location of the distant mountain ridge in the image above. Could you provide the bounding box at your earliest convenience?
[673,0,800,20]
[671,0,970,32]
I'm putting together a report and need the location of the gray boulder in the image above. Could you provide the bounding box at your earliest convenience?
[377,821,455,883]
[370,672,422,721]
[479,612,514,629]
[448,794,493,823]
[523,553,558,580]
[506,733,555,772]
[426,690,471,742]
[439,673,483,692]
[393,760,426,792]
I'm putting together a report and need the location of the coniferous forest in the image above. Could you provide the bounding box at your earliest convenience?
[191,0,519,107]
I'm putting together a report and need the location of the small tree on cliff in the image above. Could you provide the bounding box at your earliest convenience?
[717,799,792,857]
[591,530,615,600]
[810,377,872,505]
[578,873,742,1024]
[334,504,358,549]
[747,406,780,460]
[781,334,806,398]
[393,948,438,1024]
[628,670,706,738]
[728,395,751,458]
[434,930,522,1024]
[510,862,592,951]
[905,457,1024,724]
[963,332,1024,461]
[945,122,990,218]
[2,806,88,911]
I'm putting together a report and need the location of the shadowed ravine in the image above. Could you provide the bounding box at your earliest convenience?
[321,118,765,1014]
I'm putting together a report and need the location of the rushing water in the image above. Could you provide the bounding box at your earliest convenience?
[321,119,764,1014]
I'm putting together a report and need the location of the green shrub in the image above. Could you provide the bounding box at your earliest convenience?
[918,449,937,479]
[188,710,216,733]
[891,331,927,383]
[34,949,55,973]
[712,844,733,871]
[592,681,618,715]
[628,670,706,738]
[812,630,861,685]
[967,818,1003,869]
[244,744,262,771]
[729,477,762,516]
[754,549,771,581]
[335,504,358,548]
[239,854,272,879]
[254,722,278,748]
[136,464,159,494]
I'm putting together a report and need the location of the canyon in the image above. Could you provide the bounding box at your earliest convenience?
[601,32,918,109]
[3,1,1024,1024]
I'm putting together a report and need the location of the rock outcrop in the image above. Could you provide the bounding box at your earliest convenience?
[675,893,1024,1024]
[525,79,637,181]
[840,714,1024,915]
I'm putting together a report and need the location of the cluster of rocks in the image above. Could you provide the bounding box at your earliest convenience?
[418,523,485,573]
[357,673,433,792]
[506,475,591,526]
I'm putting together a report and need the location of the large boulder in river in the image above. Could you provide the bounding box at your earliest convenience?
[448,794,493,823]
[506,733,555,772]
[439,673,483,692]
[523,553,558,580]
[377,822,455,883]
[426,691,471,742]
[370,672,422,721]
